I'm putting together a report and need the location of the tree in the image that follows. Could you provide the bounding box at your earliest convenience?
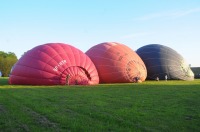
[0,51,18,77]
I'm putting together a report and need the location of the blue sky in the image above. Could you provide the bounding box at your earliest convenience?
[1,0,200,66]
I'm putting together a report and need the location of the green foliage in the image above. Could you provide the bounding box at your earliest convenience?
[0,78,200,131]
[0,77,8,85]
[0,51,18,77]
[191,67,200,78]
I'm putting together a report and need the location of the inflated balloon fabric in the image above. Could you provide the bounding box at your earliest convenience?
[9,43,99,85]
[136,44,194,80]
[86,42,147,83]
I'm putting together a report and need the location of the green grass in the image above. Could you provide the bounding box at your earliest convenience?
[0,78,200,131]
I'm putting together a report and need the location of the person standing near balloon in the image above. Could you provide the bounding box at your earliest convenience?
[133,75,141,83]
[165,74,168,81]
[66,74,71,85]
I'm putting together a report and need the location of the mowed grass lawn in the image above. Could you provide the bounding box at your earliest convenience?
[0,78,200,131]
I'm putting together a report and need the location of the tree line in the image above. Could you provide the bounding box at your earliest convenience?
[0,51,18,77]
[191,67,200,78]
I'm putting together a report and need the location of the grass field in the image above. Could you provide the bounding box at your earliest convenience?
[0,78,200,132]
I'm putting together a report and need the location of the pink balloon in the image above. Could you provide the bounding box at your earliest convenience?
[9,43,99,85]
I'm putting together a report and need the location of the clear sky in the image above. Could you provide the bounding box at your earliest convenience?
[0,0,200,66]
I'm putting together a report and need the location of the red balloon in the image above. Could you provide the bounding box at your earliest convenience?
[86,42,147,83]
[9,43,99,85]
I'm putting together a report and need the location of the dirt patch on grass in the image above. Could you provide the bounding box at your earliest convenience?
[23,107,59,131]
[16,124,30,132]
[0,104,6,113]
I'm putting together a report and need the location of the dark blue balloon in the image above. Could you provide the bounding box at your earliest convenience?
[136,44,194,80]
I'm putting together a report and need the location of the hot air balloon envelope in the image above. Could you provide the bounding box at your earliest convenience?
[136,44,194,80]
[9,43,99,85]
[86,42,147,83]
